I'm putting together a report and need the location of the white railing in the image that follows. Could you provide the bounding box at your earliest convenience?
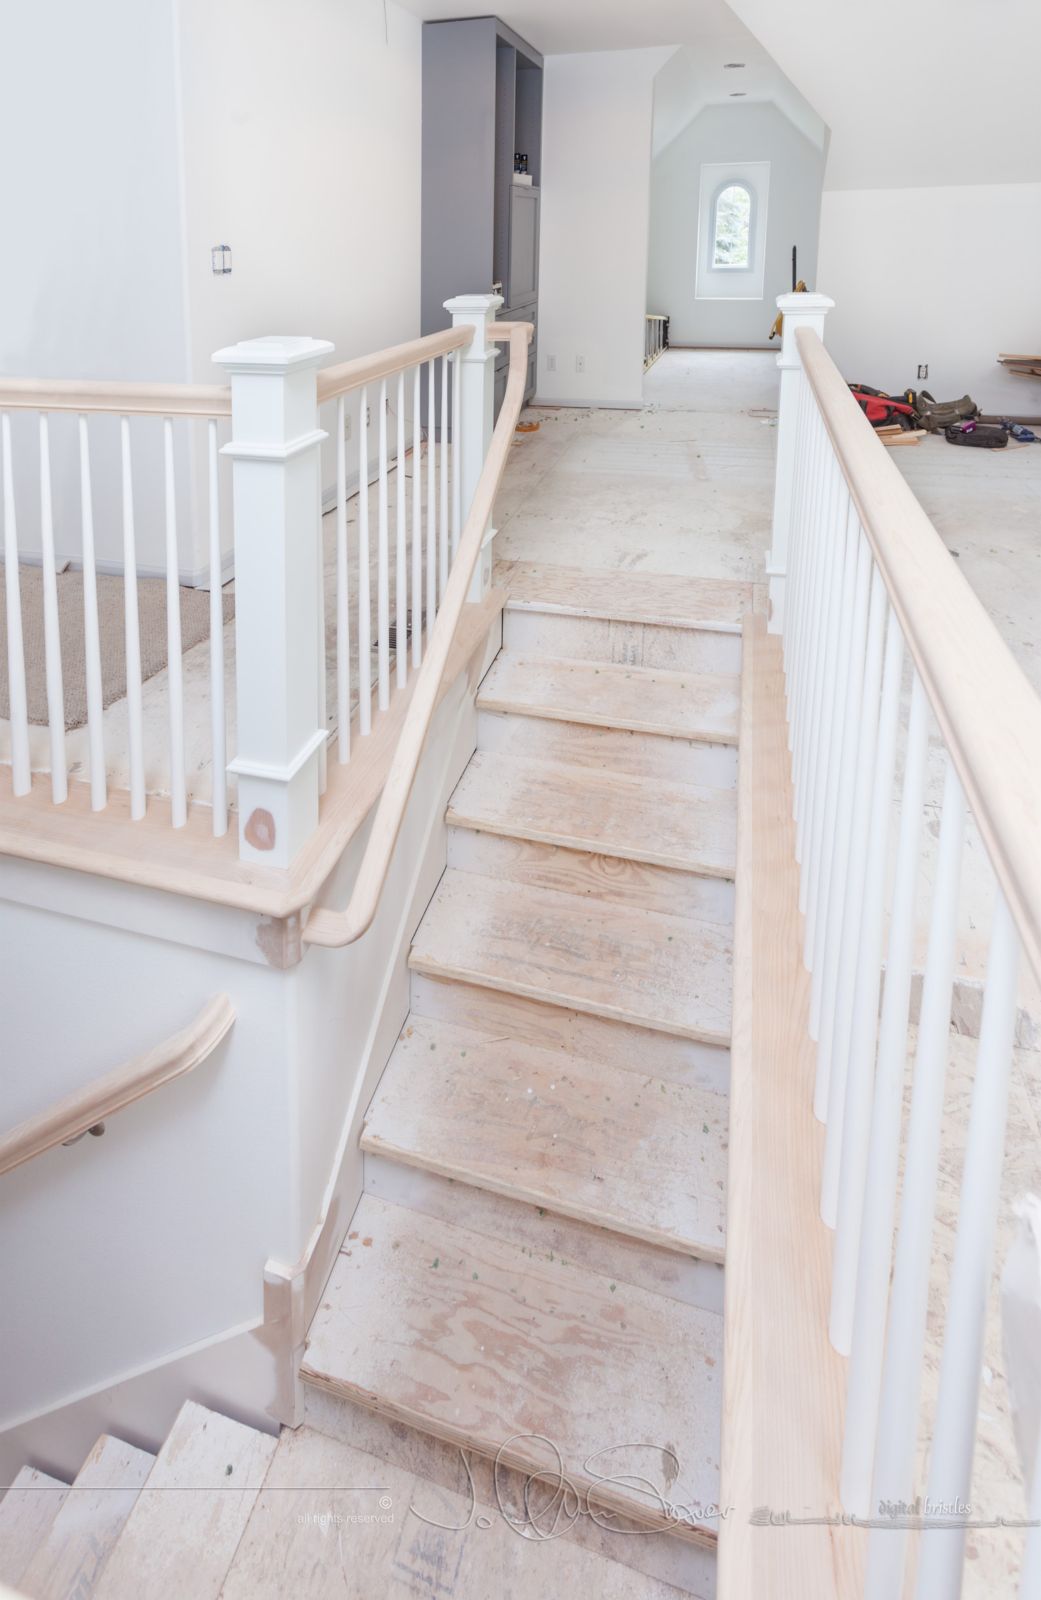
[645,312,668,370]
[771,293,1041,1597]
[0,294,506,870]
[0,382,232,832]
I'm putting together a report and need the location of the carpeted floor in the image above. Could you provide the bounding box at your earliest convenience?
[0,564,234,730]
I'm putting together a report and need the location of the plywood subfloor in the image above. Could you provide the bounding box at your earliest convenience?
[447,749,737,878]
[362,1013,727,1260]
[409,868,733,1045]
[301,1195,724,1545]
[478,653,741,745]
[497,558,753,630]
[19,1434,153,1600]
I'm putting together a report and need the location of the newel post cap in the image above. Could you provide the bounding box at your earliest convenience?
[775,292,834,316]
[212,335,335,374]
[443,293,504,318]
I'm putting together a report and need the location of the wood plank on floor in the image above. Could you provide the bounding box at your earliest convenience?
[717,615,864,1598]
[0,1468,69,1588]
[19,1435,154,1600]
[93,1402,277,1600]
[409,869,733,1045]
[447,750,737,878]
[220,1425,698,1599]
[362,1014,727,1260]
[497,559,753,630]
[478,654,741,745]
[301,1195,724,1546]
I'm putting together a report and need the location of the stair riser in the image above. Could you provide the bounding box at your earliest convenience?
[478,709,738,790]
[409,973,730,1094]
[447,825,735,923]
[503,607,742,675]
[361,1152,724,1313]
[300,1386,719,1596]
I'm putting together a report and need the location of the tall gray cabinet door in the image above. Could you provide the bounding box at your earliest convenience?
[509,187,539,308]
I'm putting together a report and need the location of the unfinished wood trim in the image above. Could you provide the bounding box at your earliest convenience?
[0,378,231,418]
[0,592,503,921]
[316,326,473,403]
[303,321,534,948]
[717,615,863,1597]
[0,994,235,1177]
[798,327,1041,991]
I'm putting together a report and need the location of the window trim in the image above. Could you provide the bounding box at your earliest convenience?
[710,180,755,271]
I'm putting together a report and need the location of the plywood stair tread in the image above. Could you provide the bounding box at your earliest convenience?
[409,868,732,1045]
[0,1469,69,1589]
[362,1013,728,1260]
[477,652,741,745]
[221,1425,694,1599]
[447,749,737,878]
[300,1194,723,1545]
[497,559,753,631]
[93,1401,276,1600]
[19,1435,154,1600]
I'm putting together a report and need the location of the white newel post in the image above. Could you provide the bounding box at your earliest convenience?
[214,335,334,869]
[768,292,835,633]
[444,293,502,601]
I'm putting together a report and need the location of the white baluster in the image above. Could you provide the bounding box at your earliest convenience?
[767,290,834,632]
[396,369,407,689]
[788,411,823,767]
[119,417,145,819]
[426,359,437,634]
[207,419,227,836]
[439,353,449,599]
[1,413,31,796]
[781,383,809,692]
[315,444,327,798]
[841,671,929,1513]
[376,377,390,712]
[791,433,829,842]
[866,761,967,1600]
[830,605,903,1352]
[38,415,67,803]
[1020,1425,1041,1596]
[805,496,857,960]
[335,396,350,763]
[411,365,422,668]
[821,564,888,1227]
[915,890,1020,1596]
[358,384,371,736]
[451,348,462,560]
[795,460,842,871]
[78,414,107,811]
[162,417,186,826]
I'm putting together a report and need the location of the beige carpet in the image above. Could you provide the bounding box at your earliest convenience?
[0,564,234,730]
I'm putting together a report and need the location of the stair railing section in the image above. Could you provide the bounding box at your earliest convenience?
[301,313,533,948]
[0,379,233,832]
[0,994,234,1177]
[644,313,669,371]
[774,296,1041,1597]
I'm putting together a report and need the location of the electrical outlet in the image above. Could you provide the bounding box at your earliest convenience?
[546,354,556,373]
[575,355,586,375]
[917,363,929,381]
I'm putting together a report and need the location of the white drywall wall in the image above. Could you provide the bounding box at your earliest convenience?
[537,47,673,407]
[648,101,824,348]
[818,183,1041,413]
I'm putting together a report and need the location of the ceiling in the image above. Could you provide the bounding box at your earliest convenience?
[651,37,827,157]
[393,0,746,55]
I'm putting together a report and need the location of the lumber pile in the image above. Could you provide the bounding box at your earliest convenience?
[876,424,926,448]
[998,353,1041,379]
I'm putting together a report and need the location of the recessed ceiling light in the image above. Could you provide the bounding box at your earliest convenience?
[729,91,747,97]
[724,62,746,69]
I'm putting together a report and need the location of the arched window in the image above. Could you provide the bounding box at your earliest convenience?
[712,182,753,269]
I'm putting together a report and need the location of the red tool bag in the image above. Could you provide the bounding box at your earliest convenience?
[848,385,918,430]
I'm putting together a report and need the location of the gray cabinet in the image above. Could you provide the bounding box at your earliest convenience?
[421,17,543,408]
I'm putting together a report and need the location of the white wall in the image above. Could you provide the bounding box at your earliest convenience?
[537,48,673,407]
[648,101,824,348]
[818,183,1041,412]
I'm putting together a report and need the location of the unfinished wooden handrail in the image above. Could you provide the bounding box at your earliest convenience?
[302,320,533,948]
[797,327,1041,989]
[0,994,235,1177]
[316,325,474,404]
[0,377,231,418]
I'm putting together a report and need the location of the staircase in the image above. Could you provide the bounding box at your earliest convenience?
[0,566,753,1599]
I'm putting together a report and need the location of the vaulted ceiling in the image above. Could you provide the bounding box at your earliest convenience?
[398,0,1041,190]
